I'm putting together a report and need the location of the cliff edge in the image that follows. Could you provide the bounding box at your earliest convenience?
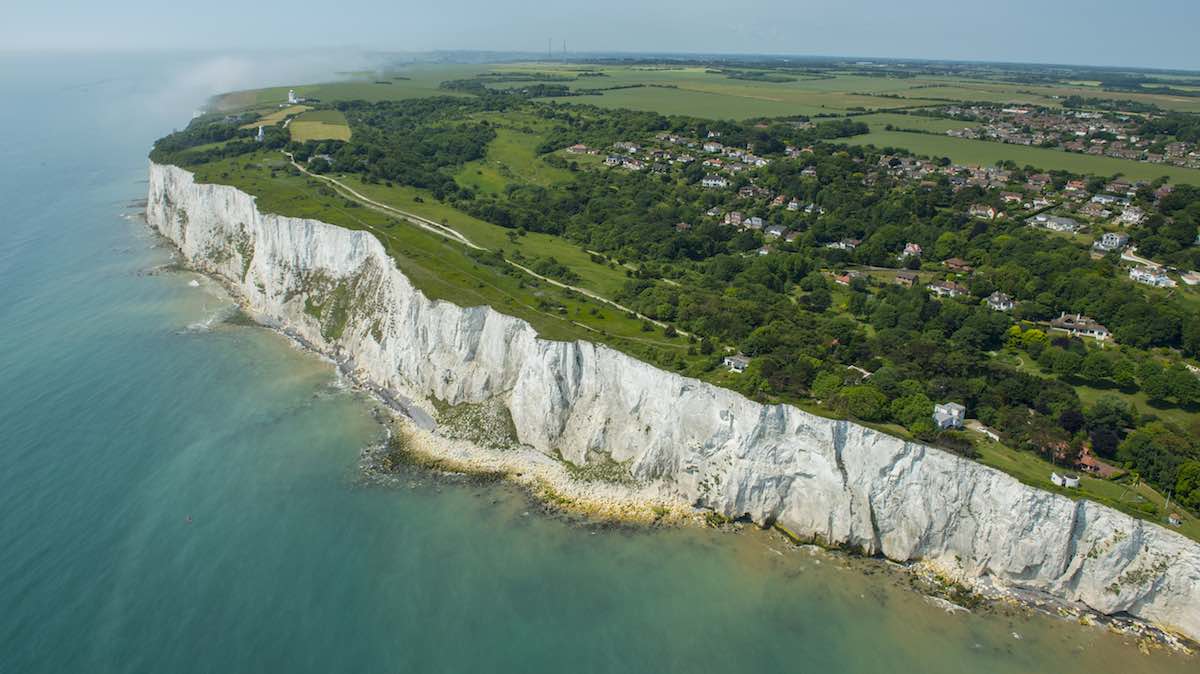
[148,161,1200,640]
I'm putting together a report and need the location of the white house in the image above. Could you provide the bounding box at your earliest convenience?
[933,402,966,429]
[701,174,729,189]
[1129,266,1175,288]
[986,291,1015,311]
[723,354,751,373]
[1093,232,1129,252]
[1051,472,1080,489]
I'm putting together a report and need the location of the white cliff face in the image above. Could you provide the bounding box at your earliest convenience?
[148,162,1200,640]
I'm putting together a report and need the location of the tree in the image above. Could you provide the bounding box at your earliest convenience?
[1079,351,1113,382]
[811,372,843,400]
[891,393,934,428]
[1176,461,1200,511]
[835,385,889,421]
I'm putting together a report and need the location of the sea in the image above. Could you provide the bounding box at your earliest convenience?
[0,52,1193,673]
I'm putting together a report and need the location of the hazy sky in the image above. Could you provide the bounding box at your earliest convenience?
[7,0,1199,70]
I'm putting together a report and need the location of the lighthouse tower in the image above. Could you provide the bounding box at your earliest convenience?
[287,89,298,105]
[256,125,265,142]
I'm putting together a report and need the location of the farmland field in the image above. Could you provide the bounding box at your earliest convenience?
[453,112,574,194]
[840,129,1200,184]
[240,104,309,128]
[289,109,351,142]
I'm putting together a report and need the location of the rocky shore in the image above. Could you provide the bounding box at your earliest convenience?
[147,160,1200,642]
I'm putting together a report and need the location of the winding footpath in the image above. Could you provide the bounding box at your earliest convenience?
[283,152,691,337]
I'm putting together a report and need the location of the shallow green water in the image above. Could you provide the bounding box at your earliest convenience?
[0,53,1194,673]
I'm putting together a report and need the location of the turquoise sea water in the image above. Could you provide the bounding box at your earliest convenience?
[0,53,1194,673]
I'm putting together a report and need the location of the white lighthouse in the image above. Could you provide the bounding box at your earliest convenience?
[256,125,265,142]
[287,89,298,105]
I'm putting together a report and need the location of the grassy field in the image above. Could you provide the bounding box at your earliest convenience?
[840,129,1200,184]
[289,109,351,142]
[240,104,309,129]
[851,112,981,133]
[975,439,1199,542]
[453,112,575,194]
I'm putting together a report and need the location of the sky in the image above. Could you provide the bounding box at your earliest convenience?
[6,0,1199,71]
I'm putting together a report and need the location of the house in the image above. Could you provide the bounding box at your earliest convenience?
[987,291,1015,311]
[605,155,624,167]
[1129,266,1175,288]
[787,198,802,211]
[756,246,772,256]
[674,222,691,232]
[928,280,968,298]
[723,354,751,373]
[744,216,765,230]
[764,224,787,238]
[1181,271,1200,286]
[895,271,919,287]
[1026,214,1079,232]
[1065,179,1088,193]
[771,195,787,208]
[1050,472,1080,489]
[566,143,589,154]
[1050,312,1110,340]
[1169,513,1184,527]
[1118,207,1146,225]
[969,203,998,220]
[613,141,640,153]
[1077,446,1121,478]
[701,174,729,189]
[1079,202,1110,219]
[702,141,724,153]
[1000,192,1024,205]
[784,230,802,243]
[1090,194,1126,206]
[801,166,818,178]
[1093,232,1129,252]
[943,257,973,273]
[932,402,966,429]
[901,242,923,258]
[724,211,744,226]
[824,238,860,251]
[705,206,723,218]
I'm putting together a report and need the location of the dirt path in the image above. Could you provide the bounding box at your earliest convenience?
[284,153,691,339]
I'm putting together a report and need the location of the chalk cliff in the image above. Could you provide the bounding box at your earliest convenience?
[148,162,1200,640]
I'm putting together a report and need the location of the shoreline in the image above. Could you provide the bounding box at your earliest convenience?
[150,223,1196,655]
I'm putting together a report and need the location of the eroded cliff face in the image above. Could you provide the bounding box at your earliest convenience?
[147,162,1200,640]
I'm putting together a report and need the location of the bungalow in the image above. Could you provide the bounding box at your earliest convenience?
[1027,214,1080,232]
[705,206,723,218]
[1090,194,1127,206]
[613,141,639,153]
[674,222,691,232]
[744,216,765,230]
[1093,232,1129,252]
[764,224,788,238]
[723,354,751,373]
[895,271,919,288]
[1000,192,1024,205]
[701,174,729,189]
[928,280,968,298]
[943,257,973,273]
[1118,207,1146,225]
[1129,265,1175,288]
[756,246,772,256]
[566,143,589,154]
[787,198,802,211]
[901,242,923,258]
[605,155,623,167]
[1065,179,1088,193]
[801,166,818,178]
[1050,312,1110,341]
[1079,202,1111,219]
[784,230,802,243]
[1050,472,1080,489]
[932,402,966,430]
[969,203,998,220]
[986,291,1015,311]
[824,238,860,251]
